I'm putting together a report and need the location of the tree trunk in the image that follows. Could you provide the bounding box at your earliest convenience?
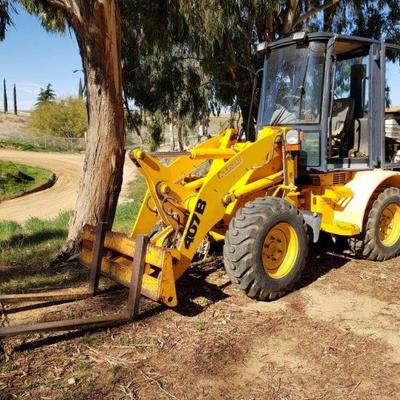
[169,112,175,150]
[60,1,125,256]
[177,123,184,151]
[282,0,300,35]
[169,123,175,150]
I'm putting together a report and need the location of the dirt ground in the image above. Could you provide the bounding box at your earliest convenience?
[1,245,400,400]
[0,150,137,223]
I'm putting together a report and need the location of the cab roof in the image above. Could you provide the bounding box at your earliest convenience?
[257,32,381,54]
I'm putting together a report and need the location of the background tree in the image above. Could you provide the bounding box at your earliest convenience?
[121,0,218,150]
[30,97,88,137]
[3,78,8,113]
[178,0,400,140]
[78,78,83,99]
[13,82,17,114]
[36,83,56,106]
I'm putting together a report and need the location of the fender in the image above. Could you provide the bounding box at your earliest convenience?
[334,169,400,231]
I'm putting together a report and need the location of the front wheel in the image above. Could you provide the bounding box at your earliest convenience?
[223,197,308,301]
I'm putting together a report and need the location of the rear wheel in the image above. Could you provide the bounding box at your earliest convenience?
[223,197,308,301]
[349,187,400,260]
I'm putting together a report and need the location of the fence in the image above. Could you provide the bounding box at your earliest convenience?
[0,131,86,152]
[0,124,227,153]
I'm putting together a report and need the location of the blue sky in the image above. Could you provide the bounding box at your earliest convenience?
[0,4,82,110]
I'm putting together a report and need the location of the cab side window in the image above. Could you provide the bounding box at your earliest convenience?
[384,47,400,166]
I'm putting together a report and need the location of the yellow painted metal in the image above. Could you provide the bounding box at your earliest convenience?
[189,148,236,159]
[184,177,206,190]
[378,203,400,247]
[176,127,284,275]
[331,170,400,230]
[262,222,299,279]
[81,225,180,306]
[81,126,307,308]
[130,132,224,237]
[230,171,283,200]
[209,231,225,241]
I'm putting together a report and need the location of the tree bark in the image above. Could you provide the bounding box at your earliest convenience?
[169,112,175,151]
[282,0,300,35]
[56,0,125,256]
[177,123,184,151]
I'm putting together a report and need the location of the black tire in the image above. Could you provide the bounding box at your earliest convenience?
[348,187,400,261]
[223,197,308,301]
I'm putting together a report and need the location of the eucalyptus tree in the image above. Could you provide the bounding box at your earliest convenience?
[179,0,400,140]
[121,0,214,150]
[0,0,126,255]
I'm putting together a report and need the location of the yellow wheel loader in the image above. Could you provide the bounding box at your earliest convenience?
[82,32,400,307]
[2,32,400,336]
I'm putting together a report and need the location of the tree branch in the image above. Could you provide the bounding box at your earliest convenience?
[45,0,82,21]
[123,94,144,144]
[293,0,340,29]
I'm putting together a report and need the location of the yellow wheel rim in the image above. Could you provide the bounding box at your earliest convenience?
[262,222,299,279]
[378,203,400,247]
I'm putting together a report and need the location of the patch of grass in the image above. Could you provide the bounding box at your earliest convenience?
[77,357,90,372]
[0,139,65,152]
[195,319,206,331]
[0,212,88,293]
[0,175,147,293]
[22,380,39,390]
[113,175,147,234]
[109,365,122,385]
[0,161,54,201]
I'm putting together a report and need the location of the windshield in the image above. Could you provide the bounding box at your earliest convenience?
[259,41,326,126]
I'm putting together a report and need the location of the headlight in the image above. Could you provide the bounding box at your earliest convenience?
[285,129,300,145]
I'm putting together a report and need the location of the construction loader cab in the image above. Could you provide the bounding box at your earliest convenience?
[257,32,400,171]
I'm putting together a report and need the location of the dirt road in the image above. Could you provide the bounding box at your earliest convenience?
[0,150,137,223]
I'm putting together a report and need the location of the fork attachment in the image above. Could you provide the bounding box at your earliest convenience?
[0,223,148,338]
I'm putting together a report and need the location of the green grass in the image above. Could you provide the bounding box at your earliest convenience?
[0,139,66,152]
[0,160,54,201]
[0,175,147,294]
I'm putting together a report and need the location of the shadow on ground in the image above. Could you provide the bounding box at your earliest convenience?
[1,239,354,351]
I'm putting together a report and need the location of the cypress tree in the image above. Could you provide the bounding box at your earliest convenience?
[13,83,17,115]
[3,78,8,113]
[78,78,83,99]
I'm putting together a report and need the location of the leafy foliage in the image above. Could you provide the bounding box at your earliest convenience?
[121,0,212,147]
[29,97,88,138]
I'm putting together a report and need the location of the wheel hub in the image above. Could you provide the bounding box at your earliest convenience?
[262,222,299,279]
[378,203,400,247]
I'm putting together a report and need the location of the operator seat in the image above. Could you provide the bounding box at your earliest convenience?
[330,98,355,157]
